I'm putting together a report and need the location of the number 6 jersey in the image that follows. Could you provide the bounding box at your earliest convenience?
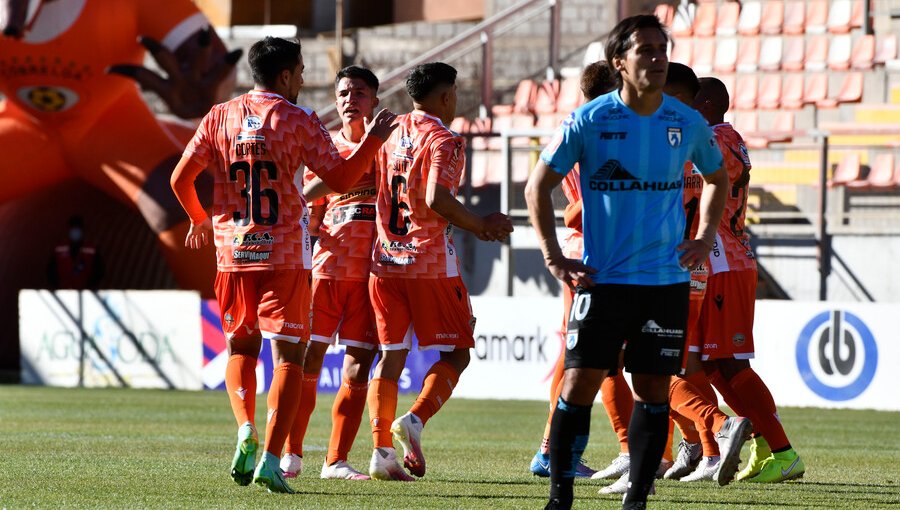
[183,90,353,272]
[371,111,466,279]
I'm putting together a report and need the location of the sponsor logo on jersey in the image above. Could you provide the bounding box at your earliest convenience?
[237,132,265,142]
[657,108,685,122]
[232,232,276,246]
[641,320,684,338]
[600,106,629,121]
[599,131,627,140]
[242,115,263,131]
[660,348,681,357]
[233,250,272,261]
[588,160,682,192]
[378,253,415,265]
[667,127,682,147]
[283,321,305,330]
[381,240,418,253]
[331,204,376,225]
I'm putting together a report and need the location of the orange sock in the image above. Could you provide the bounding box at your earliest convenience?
[367,377,398,448]
[684,371,718,406]
[285,373,319,456]
[327,378,368,465]
[730,368,790,451]
[669,377,726,457]
[708,369,750,418]
[671,411,701,444]
[264,361,303,456]
[541,373,565,455]
[409,361,460,425]
[225,354,257,426]
[600,372,633,453]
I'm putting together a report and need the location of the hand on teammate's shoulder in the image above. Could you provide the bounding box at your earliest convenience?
[364,109,399,141]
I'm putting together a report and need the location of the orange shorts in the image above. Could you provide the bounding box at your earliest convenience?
[368,275,475,351]
[699,269,757,360]
[214,269,311,344]
[310,277,377,350]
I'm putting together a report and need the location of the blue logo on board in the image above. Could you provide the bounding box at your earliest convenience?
[795,310,878,401]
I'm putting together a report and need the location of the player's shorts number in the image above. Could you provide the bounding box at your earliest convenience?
[229,161,279,226]
[389,174,410,236]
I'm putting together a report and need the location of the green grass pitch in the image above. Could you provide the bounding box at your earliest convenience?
[1,386,897,509]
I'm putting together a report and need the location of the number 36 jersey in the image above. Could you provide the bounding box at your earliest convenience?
[183,90,346,272]
[371,111,466,279]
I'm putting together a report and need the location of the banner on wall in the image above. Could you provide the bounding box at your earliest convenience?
[19,290,203,390]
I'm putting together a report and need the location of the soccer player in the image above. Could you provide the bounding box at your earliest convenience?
[170,37,396,493]
[525,15,729,510]
[530,61,622,479]
[365,62,514,481]
[692,77,806,483]
[278,65,383,481]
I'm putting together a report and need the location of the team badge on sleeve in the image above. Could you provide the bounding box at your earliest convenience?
[667,127,682,147]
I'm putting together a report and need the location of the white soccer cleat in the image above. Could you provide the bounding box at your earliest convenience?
[279,453,302,479]
[391,412,426,477]
[679,456,720,482]
[714,416,753,486]
[664,440,702,480]
[599,471,656,496]
[369,447,415,481]
[321,459,371,480]
[591,453,630,480]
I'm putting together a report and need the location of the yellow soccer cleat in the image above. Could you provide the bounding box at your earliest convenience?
[736,435,771,481]
[746,448,805,483]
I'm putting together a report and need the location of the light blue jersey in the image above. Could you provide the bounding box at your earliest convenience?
[541,90,723,285]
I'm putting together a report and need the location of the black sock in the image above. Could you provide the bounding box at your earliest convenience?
[624,401,669,503]
[548,397,592,508]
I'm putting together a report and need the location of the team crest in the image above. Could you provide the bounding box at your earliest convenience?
[399,136,414,149]
[667,127,682,147]
[242,115,263,131]
[566,331,579,350]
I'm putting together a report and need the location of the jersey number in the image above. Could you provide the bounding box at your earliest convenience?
[684,197,699,240]
[389,174,410,236]
[228,161,279,226]
[729,167,750,237]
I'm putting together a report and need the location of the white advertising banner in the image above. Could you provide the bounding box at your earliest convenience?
[19,290,203,390]
[456,297,898,411]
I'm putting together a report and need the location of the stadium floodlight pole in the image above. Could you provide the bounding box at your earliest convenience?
[547,0,560,81]
[812,130,831,301]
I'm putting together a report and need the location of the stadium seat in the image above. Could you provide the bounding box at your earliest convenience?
[847,153,895,189]
[828,153,861,187]
[734,75,759,110]
[805,35,829,71]
[781,73,805,109]
[692,3,717,37]
[817,72,863,108]
[716,2,740,36]
[803,73,828,105]
[654,3,675,27]
[720,74,736,108]
[533,80,560,115]
[874,35,898,65]
[849,0,865,31]
[827,34,852,70]
[670,37,693,66]
[492,79,536,116]
[760,0,784,35]
[692,37,715,74]
[450,116,470,134]
[827,0,853,34]
[733,111,767,148]
[736,36,761,72]
[671,5,694,37]
[738,0,763,35]
[714,37,739,73]
[758,74,783,109]
[850,35,876,70]
[782,1,806,35]
[805,0,828,34]
[782,36,805,71]
[556,76,583,113]
[759,36,784,71]
[767,110,796,143]
[582,41,605,67]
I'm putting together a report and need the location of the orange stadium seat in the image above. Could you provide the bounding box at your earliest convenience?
[805,35,829,71]
[768,110,796,143]
[692,3,717,37]
[827,34,852,70]
[492,79,536,116]
[735,74,759,110]
[873,35,897,65]
[716,2,740,36]
[655,3,675,27]
[670,37,693,66]
[803,73,828,105]
[556,76,583,113]
[734,111,767,148]
[760,0,785,35]
[847,153,896,189]
[450,116,470,134]
[714,37,739,73]
[693,37,715,74]
[782,36,806,70]
[738,0,763,35]
[671,6,694,37]
[805,0,828,34]
[758,74,783,109]
[828,153,861,186]
[759,36,784,71]
[781,73,805,109]
[533,80,560,115]
[827,0,853,34]
[849,0,865,31]
[850,35,876,70]
[736,36,761,72]
[817,72,863,108]
[783,1,806,35]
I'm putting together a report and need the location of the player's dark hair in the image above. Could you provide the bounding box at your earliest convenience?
[335,65,379,93]
[665,62,700,100]
[580,60,618,101]
[406,62,457,102]
[605,15,669,76]
[697,77,730,117]
[248,36,302,89]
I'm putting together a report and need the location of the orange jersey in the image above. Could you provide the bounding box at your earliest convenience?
[560,165,583,259]
[311,130,377,281]
[371,111,465,278]
[184,90,352,272]
[0,0,204,130]
[708,123,756,274]
[683,161,704,240]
